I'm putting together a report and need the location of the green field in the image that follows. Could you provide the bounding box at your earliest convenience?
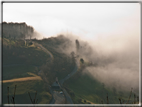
[2,37,52,104]
[3,38,50,66]
[3,37,50,80]
[2,80,52,104]
[64,72,133,104]
[3,65,38,80]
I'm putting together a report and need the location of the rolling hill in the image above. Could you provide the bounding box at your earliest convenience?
[2,22,139,105]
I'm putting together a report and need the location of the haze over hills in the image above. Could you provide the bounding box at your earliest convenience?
[2,22,139,104]
[42,30,139,92]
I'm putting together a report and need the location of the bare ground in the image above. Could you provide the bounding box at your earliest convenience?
[2,76,42,83]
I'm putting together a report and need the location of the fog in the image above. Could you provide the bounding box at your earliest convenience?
[53,30,139,93]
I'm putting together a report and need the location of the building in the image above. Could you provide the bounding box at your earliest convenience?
[51,77,61,90]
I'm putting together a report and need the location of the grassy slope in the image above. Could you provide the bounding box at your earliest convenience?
[64,71,133,104]
[2,37,52,104]
[33,37,75,81]
[3,36,136,104]
[34,36,135,104]
[3,38,50,66]
[2,80,51,104]
[2,38,51,80]
[3,65,37,80]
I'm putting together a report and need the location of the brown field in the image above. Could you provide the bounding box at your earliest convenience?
[2,76,42,83]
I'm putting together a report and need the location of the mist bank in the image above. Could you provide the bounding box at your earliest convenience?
[52,32,139,92]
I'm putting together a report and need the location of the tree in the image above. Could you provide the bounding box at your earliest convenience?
[75,39,80,53]
[80,58,84,64]
[71,51,75,64]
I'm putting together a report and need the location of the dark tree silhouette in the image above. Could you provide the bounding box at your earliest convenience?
[80,58,84,64]
[71,51,75,64]
[75,39,80,53]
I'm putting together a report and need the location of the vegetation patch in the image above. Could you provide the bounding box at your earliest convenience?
[3,38,50,66]
[3,65,38,80]
[2,80,52,104]
[64,72,134,104]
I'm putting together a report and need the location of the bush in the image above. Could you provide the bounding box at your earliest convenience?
[28,42,33,45]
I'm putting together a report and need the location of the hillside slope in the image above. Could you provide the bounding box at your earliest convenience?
[2,22,139,104]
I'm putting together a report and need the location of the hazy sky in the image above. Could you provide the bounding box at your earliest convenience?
[3,3,140,40]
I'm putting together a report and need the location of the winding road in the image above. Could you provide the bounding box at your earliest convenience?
[53,91,65,104]
[3,41,78,104]
[59,65,78,104]
[59,65,78,86]
[32,41,54,59]
[32,41,56,104]
[33,41,78,104]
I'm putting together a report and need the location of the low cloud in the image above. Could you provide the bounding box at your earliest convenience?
[55,32,139,92]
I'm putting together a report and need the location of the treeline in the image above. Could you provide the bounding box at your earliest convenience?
[2,22,34,40]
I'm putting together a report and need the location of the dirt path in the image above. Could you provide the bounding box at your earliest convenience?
[2,76,42,83]
[32,41,56,104]
[32,41,75,104]
[32,41,54,60]
[34,41,76,104]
